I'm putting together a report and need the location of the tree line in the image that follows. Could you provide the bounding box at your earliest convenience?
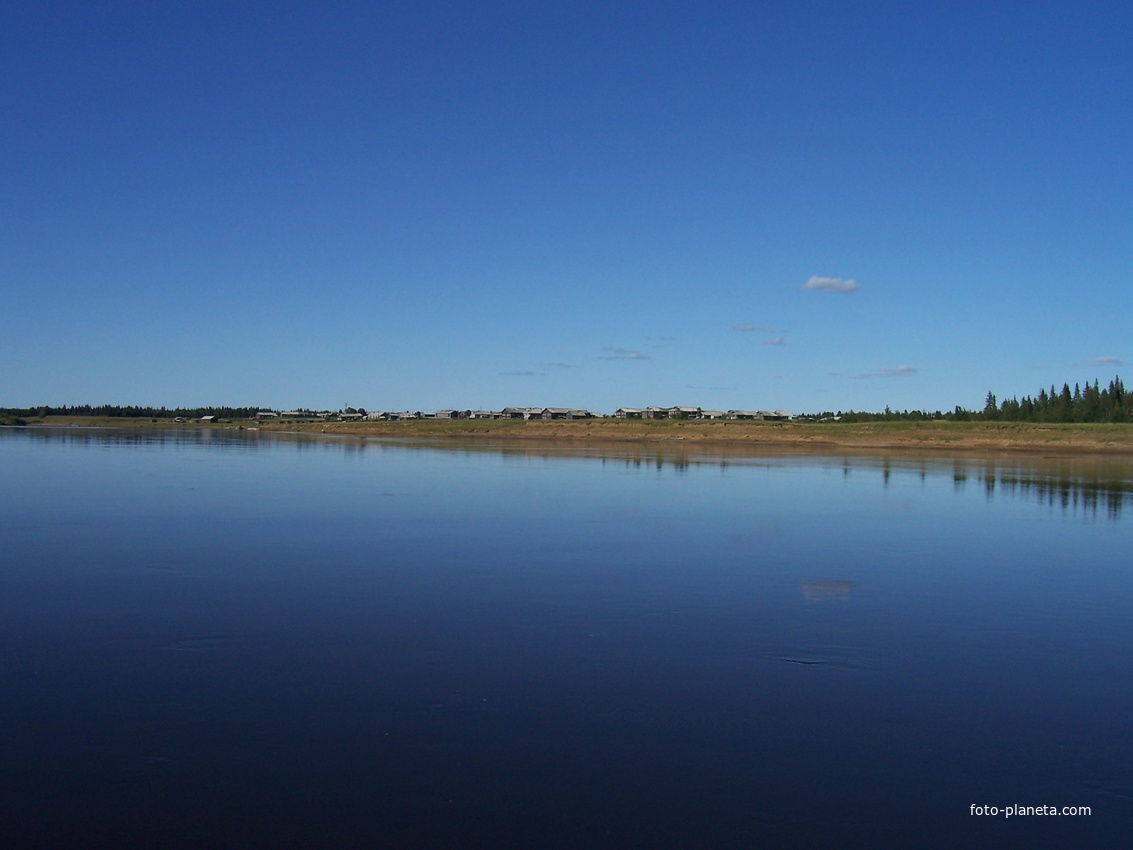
[816,376,1129,423]
[979,376,1129,423]
[0,404,264,420]
[3,377,1130,424]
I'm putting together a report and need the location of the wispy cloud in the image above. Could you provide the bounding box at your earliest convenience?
[734,323,783,345]
[803,276,858,294]
[732,324,775,333]
[599,346,649,361]
[854,365,917,379]
[1090,356,1124,367]
[502,361,571,376]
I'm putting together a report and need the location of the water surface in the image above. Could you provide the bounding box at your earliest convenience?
[2,427,1131,848]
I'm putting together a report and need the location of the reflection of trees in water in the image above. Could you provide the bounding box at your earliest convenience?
[20,426,226,449]
[383,443,1133,512]
[952,459,1131,521]
[406,441,740,474]
[13,426,336,453]
[14,429,1131,519]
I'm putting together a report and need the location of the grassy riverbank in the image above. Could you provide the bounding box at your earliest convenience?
[22,416,1133,455]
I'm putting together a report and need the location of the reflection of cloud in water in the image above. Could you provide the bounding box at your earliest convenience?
[800,580,853,601]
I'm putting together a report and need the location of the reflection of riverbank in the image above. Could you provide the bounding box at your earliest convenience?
[193,418,1133,455]
[8,427,1133,520]
[22,416,1133,455]
[419,440,1133,520]
[331,442,1105,521]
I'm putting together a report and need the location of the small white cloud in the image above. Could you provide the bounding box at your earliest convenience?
[876,365,917,377]
[764,336,785,346]
[599,346,649,361]
[1090,356,1124,367]
[803,276,858,294]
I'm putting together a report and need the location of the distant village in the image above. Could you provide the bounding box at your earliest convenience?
[249,406,795,422]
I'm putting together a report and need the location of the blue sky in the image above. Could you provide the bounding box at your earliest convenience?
[3,1,1129,414]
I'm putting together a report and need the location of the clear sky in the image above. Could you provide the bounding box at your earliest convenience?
[3,1,1129,414]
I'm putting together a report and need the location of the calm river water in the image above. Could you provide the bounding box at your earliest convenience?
[2,426,1132,848]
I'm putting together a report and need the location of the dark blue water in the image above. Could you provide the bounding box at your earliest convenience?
[2,427,1132,848]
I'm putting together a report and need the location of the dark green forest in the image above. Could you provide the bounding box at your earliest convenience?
[977,376,1129,423]
[0,404,263,421]
[819,376,1130,423]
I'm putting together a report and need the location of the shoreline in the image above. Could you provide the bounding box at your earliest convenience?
[19,416,1133,457]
